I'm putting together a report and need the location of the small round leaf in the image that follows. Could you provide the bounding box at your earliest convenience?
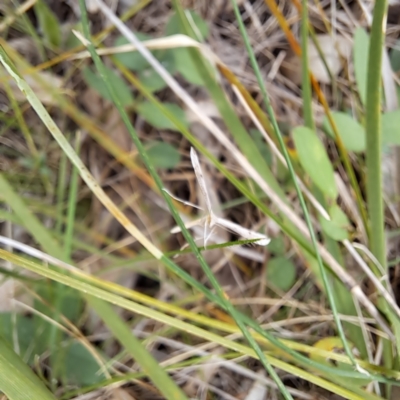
[382,110,400,146]
[267,237,285,255]
[172,48,205,85]
[138,68,168,92]
[165,10,209,41]
[323,112,365,152]
[82,66,134,107]
[136,102,188,131]
[266,256,296,291]
[146,141,181,169]
[113,33,151,71]
[319,204,349,241]
[64,342,107,386]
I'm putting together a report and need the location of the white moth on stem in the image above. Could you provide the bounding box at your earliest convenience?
[163,147,270,247]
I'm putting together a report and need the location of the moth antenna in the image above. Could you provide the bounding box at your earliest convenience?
[162,188,204,210]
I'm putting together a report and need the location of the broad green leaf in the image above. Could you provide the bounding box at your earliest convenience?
[353,28,370,105]
[33,286,60,365]
[293,126,338,200]
[138,68,168,92]
[34,286,83,327]
[113,35,176,92]
[137,49,176,92]
[323,112,366,152]
[82,66,134,107]
[64,341,107,386]
[113,33,152,71]
[166,10,210,86]
[18,153,52,178]
[266,256,296,291]
[34,0,61,47]
[146,141,181,169]
[136,101,188,131]
[60,290,83,322]
[166,10,209,41]
[382,110,400,146]
[154,49,177,75]
[172,48,205,85]
[319,204,349,241]
[0,313,47,364]
[267,237,286,256]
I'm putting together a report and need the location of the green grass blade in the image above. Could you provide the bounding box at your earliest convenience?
[365,5,392,391]
[366,1,388,271]
[0,336,56,400]
[0,162,192,399]
[63,133,81,259]
[55,142,68,234]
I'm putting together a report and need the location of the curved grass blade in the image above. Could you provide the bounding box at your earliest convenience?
[0,336,56,400]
